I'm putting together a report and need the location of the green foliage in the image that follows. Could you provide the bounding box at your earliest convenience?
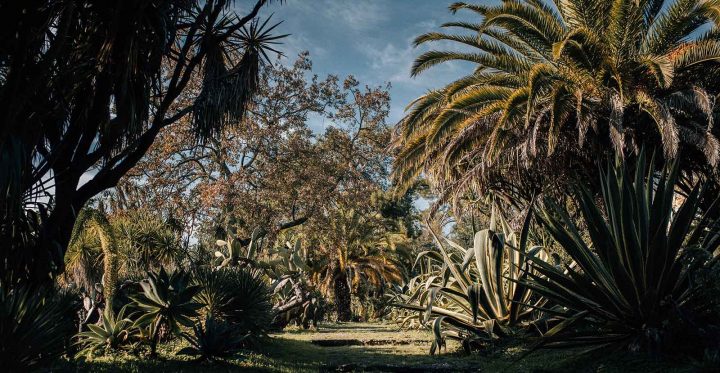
[67,207,118,310]
[114,210,183,273]
[0,204,57,285]
[76,305,137,357]
[525,152,720,354]
[394,203,546,353]
[130,268,202,355]
[193,267,274,345]
[264,240,324,329]
[0,284,76,371]
[65,207,183,310]
[177,315,246,361]
[393,0,720,205]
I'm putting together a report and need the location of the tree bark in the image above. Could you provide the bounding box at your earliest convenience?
[333,269,352,322]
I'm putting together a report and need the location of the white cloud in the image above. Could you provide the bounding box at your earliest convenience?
[293,0,388,31]
[360,37,464,88]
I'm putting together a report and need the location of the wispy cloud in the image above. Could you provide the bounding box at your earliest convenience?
[293,0,388,31]
[360,37,465,86]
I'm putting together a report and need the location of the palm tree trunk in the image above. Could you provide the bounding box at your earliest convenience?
[333,270,352,322]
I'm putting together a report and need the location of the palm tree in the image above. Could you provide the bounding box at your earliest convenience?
[317,208,406,321]
[392,0,720,205]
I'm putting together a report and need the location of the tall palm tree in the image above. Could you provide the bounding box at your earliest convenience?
[317,208,406,321]
[392,0,720,205]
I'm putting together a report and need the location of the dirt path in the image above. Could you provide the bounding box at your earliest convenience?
[256,323,691,373]
[262,322,481,372]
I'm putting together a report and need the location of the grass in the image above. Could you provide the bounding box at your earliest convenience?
[54,322,701,372]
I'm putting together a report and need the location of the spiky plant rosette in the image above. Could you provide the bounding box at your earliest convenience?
[523,151,720,355]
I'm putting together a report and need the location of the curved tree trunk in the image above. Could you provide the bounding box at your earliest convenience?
[334,269,352,322]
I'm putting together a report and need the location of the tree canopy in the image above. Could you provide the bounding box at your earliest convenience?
[392,0,720,207]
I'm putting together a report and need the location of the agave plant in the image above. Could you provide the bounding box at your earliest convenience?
[178,315,246,361]
[193,267,274,346]
[131,268,202,356]
[394,203,546,353]
[76,305,137,356]
[0,284,77,371]
[525,152,720,355]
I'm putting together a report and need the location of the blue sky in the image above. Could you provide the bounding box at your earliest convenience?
[261,0,476,129]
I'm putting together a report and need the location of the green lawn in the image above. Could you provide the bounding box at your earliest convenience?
[57,322,699,372]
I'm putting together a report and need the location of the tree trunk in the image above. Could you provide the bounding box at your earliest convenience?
[334,269,352,322]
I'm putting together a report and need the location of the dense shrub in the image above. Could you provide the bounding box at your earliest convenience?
[193,267,274,346]
[0,283,77,371]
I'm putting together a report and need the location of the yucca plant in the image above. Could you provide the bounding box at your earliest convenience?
[0,283,77,371]
[525,152,720,355]
[76,305,137,357]
[178,315,246,361]
[394,203,546,353]
[66,207,118,312]
[114,210,184,274]
[131,268,202,356]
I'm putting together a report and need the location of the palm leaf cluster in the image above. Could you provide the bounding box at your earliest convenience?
[393,0,720,205]
[320,208,405,296]
[394,203,547,353]
[524,153,720,353]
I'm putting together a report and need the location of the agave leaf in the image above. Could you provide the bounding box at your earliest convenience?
[432,316,446,354]
[467,283,480,323]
